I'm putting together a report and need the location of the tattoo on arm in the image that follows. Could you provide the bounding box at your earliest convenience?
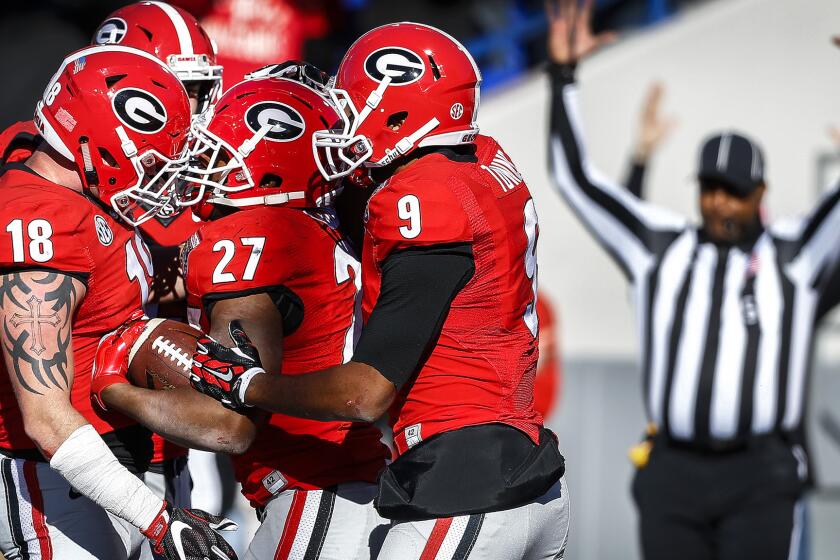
[0,273,79,395]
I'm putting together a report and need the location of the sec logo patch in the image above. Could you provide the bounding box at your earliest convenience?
[94,215,113,246]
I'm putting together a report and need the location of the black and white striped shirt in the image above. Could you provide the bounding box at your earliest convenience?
[548,66,840,448]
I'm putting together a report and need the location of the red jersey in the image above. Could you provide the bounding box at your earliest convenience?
[183,205,387,507]
[362,135,542,456]
[0,166,152,451]
[0,121,38,165]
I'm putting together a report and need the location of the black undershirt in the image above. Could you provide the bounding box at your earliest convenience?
[352,242,475,389]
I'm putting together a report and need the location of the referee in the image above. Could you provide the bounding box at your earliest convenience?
[545,1,840,559]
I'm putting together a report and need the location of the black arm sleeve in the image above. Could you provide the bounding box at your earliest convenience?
[352,243,475,389]
[203,285,304,335]
[625,161,647,199]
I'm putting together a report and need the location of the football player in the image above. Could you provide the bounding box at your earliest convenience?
[92,77,390,560]
[0,46,236,560]
[189,23,571,559]
[93,0,226,511]
[0,1,223,246]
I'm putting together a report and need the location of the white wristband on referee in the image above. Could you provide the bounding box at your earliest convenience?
[49,424,164,532]
[236,367,264,406]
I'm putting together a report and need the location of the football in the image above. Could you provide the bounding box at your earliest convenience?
[127,319,201,390]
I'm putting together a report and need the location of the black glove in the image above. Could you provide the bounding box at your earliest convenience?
[245,60,331,93]
[143,502,238,560]
[190,320,264,411]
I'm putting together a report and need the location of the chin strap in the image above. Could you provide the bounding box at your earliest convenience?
[208,191,305,208]
[374,117,441,167]
[79,136,100,187]
[238,122,274,157]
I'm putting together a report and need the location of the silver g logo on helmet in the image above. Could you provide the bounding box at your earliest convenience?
[364,47,425,85]
[112,88,168,134]
[94,18,128,45]
[245,102,305,142]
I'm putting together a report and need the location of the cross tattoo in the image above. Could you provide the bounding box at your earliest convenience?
[10,295,61,356]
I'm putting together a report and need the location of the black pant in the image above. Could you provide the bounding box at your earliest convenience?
[632,435,804,560]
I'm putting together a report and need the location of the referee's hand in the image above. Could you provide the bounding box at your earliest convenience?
[545,0,617,65]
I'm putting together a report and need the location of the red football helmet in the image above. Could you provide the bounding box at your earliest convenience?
[181,77,343,217]
[93,1,222,114]
[35,45,192,226]
[313,22,481,181]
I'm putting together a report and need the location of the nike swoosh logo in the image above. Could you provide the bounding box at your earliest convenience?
[171,520,192,560]
[204,367,233,381]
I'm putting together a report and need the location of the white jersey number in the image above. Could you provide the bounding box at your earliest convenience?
[397,194,422,239]
[5,219,54,263]
[212,237,266,284]
[334,241,362,363]
[125,233,153,304]
[523,199,539,337]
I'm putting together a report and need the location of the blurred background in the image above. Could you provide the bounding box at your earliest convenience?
[4,0,840,558]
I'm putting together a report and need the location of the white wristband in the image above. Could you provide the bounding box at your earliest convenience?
[236,367,264,406]
[49,424,164,531]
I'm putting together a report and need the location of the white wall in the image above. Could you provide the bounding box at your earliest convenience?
[479,0,840,360]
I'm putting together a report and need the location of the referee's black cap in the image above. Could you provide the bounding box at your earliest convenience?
[697,132,765,196]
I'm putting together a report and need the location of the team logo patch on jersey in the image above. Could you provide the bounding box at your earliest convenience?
[244,102,305,142]
[112,88,168,134]
[94,215,113,246]
[364,47,425,85]
[95,18,128,45]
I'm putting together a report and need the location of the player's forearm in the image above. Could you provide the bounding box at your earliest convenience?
[49,424,164,532]
[245,362,394,423]
[22,400,88,459]
[103,384,258,454]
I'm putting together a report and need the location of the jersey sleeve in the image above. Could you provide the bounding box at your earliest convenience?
[365,178,473,266]
[0,199,92,281]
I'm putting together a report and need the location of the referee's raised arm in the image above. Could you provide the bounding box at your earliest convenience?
[779,177,840,283]
[546,0,686,279]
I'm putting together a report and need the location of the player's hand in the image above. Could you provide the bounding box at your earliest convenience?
[91,310,149,410]
[245,60,331,93]
[546,0,617,65]
[635,82,676,162]
[190,320,264,411]
[143,502,238,560]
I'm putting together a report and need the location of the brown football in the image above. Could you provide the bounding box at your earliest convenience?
[127,319,201,390]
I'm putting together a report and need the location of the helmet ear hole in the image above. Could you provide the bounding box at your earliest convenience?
[259,173,283,189]
[387,111,408,131]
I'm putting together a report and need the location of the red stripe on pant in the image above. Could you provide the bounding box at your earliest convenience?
[274,491,307,560]
[419,518,453,560]
[22,462,52,560]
